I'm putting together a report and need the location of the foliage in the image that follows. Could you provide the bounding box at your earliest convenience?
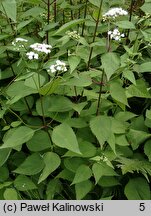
[0,0,151,200]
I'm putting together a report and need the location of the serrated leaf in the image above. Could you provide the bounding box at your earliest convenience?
[124,177,150,200]
[54,19,85,35]
[38,152,61,183]
[1,126,35,149]
[14,153,45,175]
[141,2,151,14]
[102,52,120,80]
[75,180,93,199]
[88,0,101,7]
[63,140,96,158]
[26,130,52,152]
[52,123,81,154]
[72,165,92,185]
[144,140,151,162]
[1,0,16,22]
[115,21,135,29]
[110,80,128,106]
[39,78,61,95]
[126,79,151,98]
[90,116,112,146]
[68,56,81,73]
[127,129,151,150]
[0,149,11,166]
[92,162,118,184]
[123,70,136,85]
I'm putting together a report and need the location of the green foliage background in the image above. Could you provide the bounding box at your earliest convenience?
[0,0,151,200]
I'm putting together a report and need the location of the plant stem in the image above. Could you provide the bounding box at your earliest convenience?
[54,0,57,23]
[46,0,50,44]
[70,0,74,20]
[96,71,105,116]
[126,0,134,43]
[24,97,32,115]
[37,70,47,127]
[87,0,103,69]
[81,0,88,36]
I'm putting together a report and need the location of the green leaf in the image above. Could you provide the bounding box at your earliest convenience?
[24,72,46,90]
[21,6,45,18]
[6,81,37,104]
[98,176,120,187]
[127,129,151,150]
[14,175,37,191]
[1,126,35,149]
[54,19,85,35]
[38,152,61,183]
[68,56,81,73]
[123,70,136,85]
[26,130,52,152]
[0,167,9,182]
[63,73,92,87]
[1,0,16,22]
[115,21,135,29]
[46,179,62,199]
[144,140,151,162]
[126,79,151,98]
[52,123,81,154]
[4,188,18,200]
[64,158,85,173]
[0,149,11,166]
[36,96,73,116]
[102,52,120,80]
[88,0,101,7]
[141,2,151,14]
[39,78,61,95]
[110,80,128,106]
[136,62,151,73]
[90,115,112,146]
[75,180,93,200]
[72,165,92,184]
[63,140,96,158]
[13,153,45,175]
[124,177,150,200]
[92,162,118,184]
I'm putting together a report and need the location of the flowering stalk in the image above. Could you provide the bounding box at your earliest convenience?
[87,0,103,69]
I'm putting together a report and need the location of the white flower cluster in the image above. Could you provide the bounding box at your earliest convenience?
[66,30,80,40]
[26,43,52,60]
[30,43,52,54]
[103,7,128,20]
[108,28,125,41]
[48,60,67,73]
[26,51,38,60]
[12,37,28,47]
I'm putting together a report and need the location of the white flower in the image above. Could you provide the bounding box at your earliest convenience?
[49,65,56,73]
[16,38,28,42]
[12,37,28,47]
[48,60,67,73]
[30,43,52,54]
[103,7,128,20]
[26,51,39,60]
[108,28,125,41]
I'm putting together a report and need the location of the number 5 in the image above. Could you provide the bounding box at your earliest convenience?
[139,203,145,211]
